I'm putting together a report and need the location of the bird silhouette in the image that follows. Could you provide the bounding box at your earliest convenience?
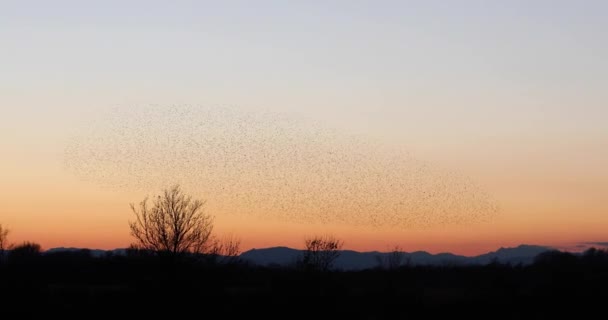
[64,104,499,229]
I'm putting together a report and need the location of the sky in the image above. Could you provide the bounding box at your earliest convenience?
[1,0,607,255]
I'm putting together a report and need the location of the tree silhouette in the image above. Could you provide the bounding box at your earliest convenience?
[129,185,214,258]
[0,224,9,263]
[209,233,242,264]
[301,234,343,271]
[8,241,41,264]
[582,247,608,265]
[533,250,578,268]
[376,245,408,270]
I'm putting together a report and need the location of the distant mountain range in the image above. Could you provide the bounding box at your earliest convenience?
[40,244,552,270]
[240,244,551,269]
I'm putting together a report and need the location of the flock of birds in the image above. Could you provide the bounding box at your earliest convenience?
[64,105,498,228]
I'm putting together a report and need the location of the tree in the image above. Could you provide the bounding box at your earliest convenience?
[129,185,214,258]
[0,224,9,262]
[376,245,408,270]
[533,250,577,268]
[301,235,343,271]
[209,233,242,264]
[8,241,41,264]
[582,247,608,265]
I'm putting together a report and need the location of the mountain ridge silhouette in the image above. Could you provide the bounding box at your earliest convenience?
[40,244,552,270]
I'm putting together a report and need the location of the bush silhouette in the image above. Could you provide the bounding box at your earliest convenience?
[9,241,41,264]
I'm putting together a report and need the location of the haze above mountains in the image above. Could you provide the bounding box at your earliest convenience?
[43,244,551,270]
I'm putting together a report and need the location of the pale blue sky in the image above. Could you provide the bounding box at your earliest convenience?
[2,1,606,138]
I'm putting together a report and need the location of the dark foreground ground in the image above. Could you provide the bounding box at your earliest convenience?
[1,249,607,319]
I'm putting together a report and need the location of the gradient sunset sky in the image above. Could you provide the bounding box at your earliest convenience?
[1,1,607,255]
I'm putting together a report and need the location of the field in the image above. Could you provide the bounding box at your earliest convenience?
[2,249,607,319]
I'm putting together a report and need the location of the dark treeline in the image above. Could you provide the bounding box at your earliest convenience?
[1,247,608,319]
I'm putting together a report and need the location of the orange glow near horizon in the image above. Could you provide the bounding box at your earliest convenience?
[2,104,608,257]
[2,167,607,256]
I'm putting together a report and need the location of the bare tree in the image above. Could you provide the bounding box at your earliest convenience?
[376,245,408,270]
[0,224,9,262]
[209,233,242,264]
[301,234,344,271]
[129,185,214,258]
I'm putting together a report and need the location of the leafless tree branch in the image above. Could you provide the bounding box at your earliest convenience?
[301,234,343,271]
[0,224,9,263]
[129,185,214,259]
